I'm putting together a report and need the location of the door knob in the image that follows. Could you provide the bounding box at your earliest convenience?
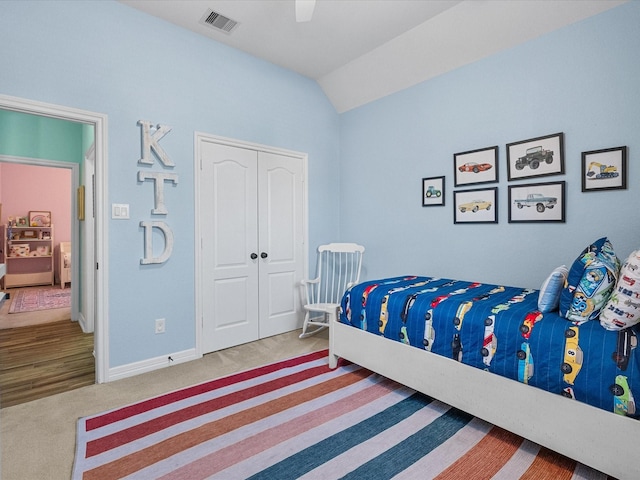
[250,253,258,260]
[261,252,268,259]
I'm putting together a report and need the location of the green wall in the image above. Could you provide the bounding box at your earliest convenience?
[0,109,85,163]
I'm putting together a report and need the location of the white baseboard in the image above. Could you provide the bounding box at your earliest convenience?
[107,348,201,382]
[77,311,89,332]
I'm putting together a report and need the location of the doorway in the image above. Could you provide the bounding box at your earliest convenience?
[0,94,108,383]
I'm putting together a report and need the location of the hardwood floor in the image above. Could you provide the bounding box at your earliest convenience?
[0,291,94,408]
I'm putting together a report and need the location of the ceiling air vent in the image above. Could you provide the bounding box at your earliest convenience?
[200,9,239,35]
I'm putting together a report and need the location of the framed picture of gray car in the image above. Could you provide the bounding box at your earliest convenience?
[422,176,445,206]
[508,181,565,223]
[506,132,564,181]
[581,146,627,192]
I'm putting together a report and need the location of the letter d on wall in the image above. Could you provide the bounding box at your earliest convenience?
[140,221,174,264]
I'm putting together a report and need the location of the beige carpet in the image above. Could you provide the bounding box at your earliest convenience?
[0,329,329,480]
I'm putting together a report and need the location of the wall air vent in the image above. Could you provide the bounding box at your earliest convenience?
[200,9,239,35]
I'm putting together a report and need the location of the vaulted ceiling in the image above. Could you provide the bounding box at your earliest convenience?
[119,0,626,113]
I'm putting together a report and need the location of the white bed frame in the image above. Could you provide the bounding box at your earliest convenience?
[329,312,639,480]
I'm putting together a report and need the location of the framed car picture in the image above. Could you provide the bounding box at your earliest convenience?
[422,176,445,207]
[454,146,498,187]
[507,132,564,181]
[581,146,627,192]
[508,181,565,223]
[453,187,498,224]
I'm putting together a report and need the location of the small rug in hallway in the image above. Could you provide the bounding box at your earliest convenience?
[9,287,71,313]
[73,349,612,480]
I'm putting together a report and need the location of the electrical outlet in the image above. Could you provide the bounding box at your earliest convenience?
[155,318,166,334]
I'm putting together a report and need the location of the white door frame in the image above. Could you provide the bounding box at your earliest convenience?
[193,132,309,356]
[0,94,109,383]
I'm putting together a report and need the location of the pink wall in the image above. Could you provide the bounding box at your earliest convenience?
[0,162,72,246]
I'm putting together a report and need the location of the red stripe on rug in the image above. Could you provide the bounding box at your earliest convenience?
[160,377,400,479]
[434,426,524,480]
[85,349,328,431]
[519,447,576,480]
[86,362,332,458]
[82,368,372,480]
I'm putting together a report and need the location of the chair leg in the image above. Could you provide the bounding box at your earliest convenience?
[299,311,311,338]
[299,311,329,339]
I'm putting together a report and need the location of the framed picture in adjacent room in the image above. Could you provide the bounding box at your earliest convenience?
[422,176,445,206]
[507,132,564,181]
[453,187,498,224]
[28,210,51,227]
[581,146,627,192]
[508,181,565,223]
[454,146,498,187]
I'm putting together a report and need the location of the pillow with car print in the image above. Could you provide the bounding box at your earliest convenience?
[559,237,620,322]
[600,250,640,330]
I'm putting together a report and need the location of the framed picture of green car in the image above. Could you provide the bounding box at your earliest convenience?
[508,181,565,223]
[507,132,564,181]
[453,187,497,224]
[581,146,627,192]
[422,176,445,207]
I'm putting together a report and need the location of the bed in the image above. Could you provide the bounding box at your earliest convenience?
[329,243,640,480]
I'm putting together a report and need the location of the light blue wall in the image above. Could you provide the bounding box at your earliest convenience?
[2,0,638,370]
[339,2,640,288]
[0,1,340,367]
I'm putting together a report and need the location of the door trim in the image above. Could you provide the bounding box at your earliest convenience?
[193,132,309,356]
[0,94,109,383]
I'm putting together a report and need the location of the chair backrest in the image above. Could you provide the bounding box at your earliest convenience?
[311,243,365,305]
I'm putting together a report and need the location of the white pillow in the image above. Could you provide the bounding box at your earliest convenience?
[600,250,640,330]
[538,265,568,313]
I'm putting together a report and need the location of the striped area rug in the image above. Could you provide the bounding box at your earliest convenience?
[73,349,610,479]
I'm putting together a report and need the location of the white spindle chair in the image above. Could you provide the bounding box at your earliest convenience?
[299,243,365,338]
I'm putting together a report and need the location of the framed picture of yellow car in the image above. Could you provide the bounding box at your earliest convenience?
[453,187,497,224]
[581,146,627,192]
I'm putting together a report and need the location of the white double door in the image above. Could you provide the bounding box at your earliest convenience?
[199,139,305,354]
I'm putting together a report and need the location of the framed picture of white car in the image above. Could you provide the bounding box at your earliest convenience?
[453,187,497,224]
[507,132,564,181]
[581,146,627,192]
[508,181,565,223]
[454,145,498,187]
[422,176,445,206]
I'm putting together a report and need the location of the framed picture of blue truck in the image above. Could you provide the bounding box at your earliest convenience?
[422,176,445,207]
[507,132,564,181]
[581,146,627,192]
[508,181,565,223]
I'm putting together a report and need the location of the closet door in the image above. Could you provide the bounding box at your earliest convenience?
[199,140,305,354]
[200,141,259,353]
[257,152,305,337]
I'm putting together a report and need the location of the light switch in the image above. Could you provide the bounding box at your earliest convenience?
[112,203,130,219]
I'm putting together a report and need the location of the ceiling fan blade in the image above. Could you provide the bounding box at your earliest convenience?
[295,0,316,23]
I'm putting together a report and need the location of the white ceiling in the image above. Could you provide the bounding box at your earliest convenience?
[119,0,626,113]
